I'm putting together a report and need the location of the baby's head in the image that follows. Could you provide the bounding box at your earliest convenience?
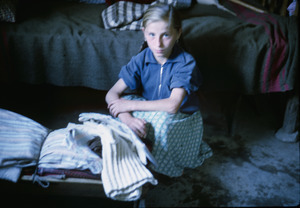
[142,4,182,64]
[142,3,181,32]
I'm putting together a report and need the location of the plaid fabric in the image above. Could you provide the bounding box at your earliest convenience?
[102,0,192,30]
[0,0,17,22]
[102,0,149,30]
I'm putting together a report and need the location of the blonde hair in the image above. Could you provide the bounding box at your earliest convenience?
[142,4,181,31]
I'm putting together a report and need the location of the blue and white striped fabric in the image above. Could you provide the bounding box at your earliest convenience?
[78,113,158,201]
[38,123,102,174]
[96,123,157,201]
[123,95,213,177]
[0,109,49,182]
[102,0,193,30]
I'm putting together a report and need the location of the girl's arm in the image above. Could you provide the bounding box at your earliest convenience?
[106,79,147,138]
[105,78,128,105]
[108,87,186,117]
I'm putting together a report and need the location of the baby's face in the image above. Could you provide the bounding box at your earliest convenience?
[143,20,181,64]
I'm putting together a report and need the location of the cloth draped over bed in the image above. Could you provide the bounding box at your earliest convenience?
[0,1,298,94]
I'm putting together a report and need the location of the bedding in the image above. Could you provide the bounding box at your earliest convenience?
[0,108,49,182]
[0,108,158,201]
[34,167,101,180]
[0,2,144,90]
[0,0,298,94]
[38,124,103,174]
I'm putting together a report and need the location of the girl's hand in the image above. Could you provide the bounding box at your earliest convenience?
[119,113,147,138]
[108,99,133,118]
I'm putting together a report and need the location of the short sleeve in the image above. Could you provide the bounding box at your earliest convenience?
[119,53,144,91]
[170,55,202,94]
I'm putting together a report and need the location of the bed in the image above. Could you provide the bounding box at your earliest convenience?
[0,0,298,93]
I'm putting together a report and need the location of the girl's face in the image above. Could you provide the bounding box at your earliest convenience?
[143,20,181,65]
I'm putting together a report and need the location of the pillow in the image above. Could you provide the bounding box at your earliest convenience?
[0,0,18,22]
[105,0,155,6]
[0,108,49,182]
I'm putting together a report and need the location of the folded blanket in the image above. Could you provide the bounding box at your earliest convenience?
[98,123,157,201]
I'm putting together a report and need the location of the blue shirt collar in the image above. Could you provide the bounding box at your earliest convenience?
[145,43,185,65]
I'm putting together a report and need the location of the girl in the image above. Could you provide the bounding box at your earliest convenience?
[106,4,212,177]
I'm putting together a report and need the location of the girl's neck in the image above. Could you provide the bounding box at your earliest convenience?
[156,57,167,65]
[154,45,176,65]
[154,51,171,65]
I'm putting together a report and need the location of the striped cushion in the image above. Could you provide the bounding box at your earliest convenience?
[102,0,192,30]
[0,108,49,182]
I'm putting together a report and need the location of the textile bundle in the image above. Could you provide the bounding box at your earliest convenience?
[78,113,158,201]
[0,109,157,201]
[40,113,158,201]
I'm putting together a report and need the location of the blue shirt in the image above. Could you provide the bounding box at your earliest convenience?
[119,44,202,114]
